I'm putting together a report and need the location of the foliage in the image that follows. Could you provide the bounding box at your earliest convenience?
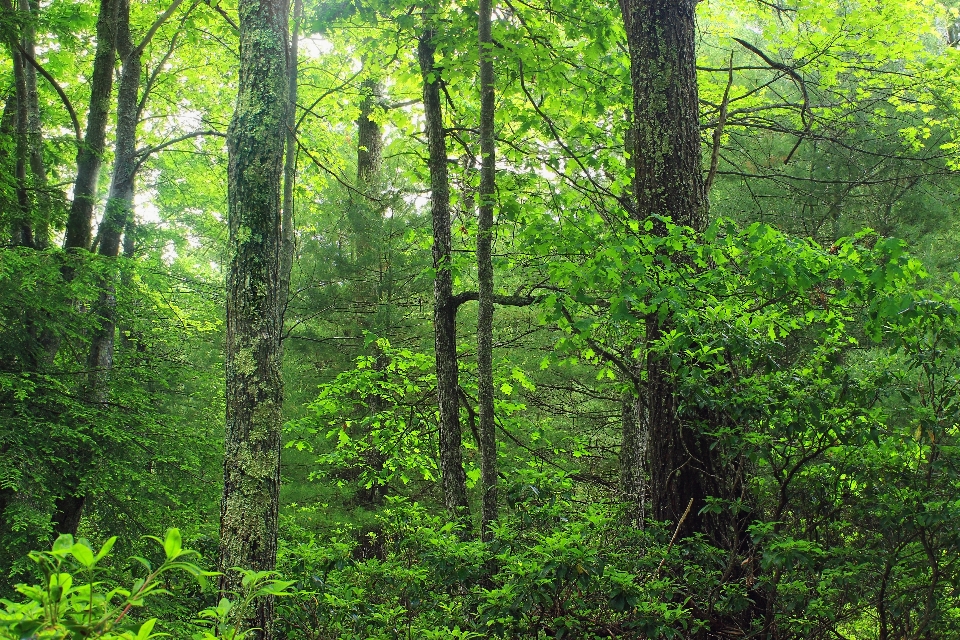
[0,529,294,640]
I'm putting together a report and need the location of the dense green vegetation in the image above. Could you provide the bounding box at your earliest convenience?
[2,0,960,638]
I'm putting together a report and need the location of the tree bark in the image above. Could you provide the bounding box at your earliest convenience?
[418,23,469,519]
[356,77,384,185]
[218,0,287,635]
[477,0,498,540]
[1,1,33,248]
[22,0,49,248]
[51,0,135,537]
[622,0,711,540]
[279,0,300,313]
[620,391,646,518]
[63,0,119,252]
[353,74,391,507]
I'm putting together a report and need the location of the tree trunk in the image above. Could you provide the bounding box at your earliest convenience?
[476,0,498,541]
[3,8,32,249]
[418,23,469,519]
[620,391,646,519]
[622,0,710,540]
[218,0,287,635]
[51,0,139,539]
[353,75,391,508]
[356,77,384,185]
[279,0,300,312]
[63,0,119,252]
[22,0,49,249]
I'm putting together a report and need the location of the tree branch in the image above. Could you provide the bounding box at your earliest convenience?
[13,42,81,142]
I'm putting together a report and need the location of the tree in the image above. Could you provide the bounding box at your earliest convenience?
[218,0,287,635]
[476,0,498,540]
[418,15,469,519]
[620,0,712,541]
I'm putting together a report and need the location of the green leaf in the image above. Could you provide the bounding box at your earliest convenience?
[163,528,183,559]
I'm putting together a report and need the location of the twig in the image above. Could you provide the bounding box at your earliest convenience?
[654,497,694,578]
[705,52,734,196]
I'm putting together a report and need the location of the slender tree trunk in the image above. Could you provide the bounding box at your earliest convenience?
[52,0,139,538]
[476,0,498,540]
[3,8,33,248]
[353,75,391,507]
[87,0,137,395]
[218,0,287,634]
[356,78,384,185]
[22,0,48,248]
[63,0,119,252]
[418,23,469,519]
[279,0,300,312]
[620,391,645,518]
[622,0,710,540]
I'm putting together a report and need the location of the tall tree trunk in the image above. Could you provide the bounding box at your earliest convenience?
[623,4,763,634]
[476,0,497,540]
[418,23,469,519]
[52,0,186,537]
[356,77,384,185]
[3,9,33,248]
[620,391,646,518]
[52,0,139,538]
[22,0,49,248]
[218,0,287,634]
[63,0,119,252]
[279,0,300,312]
[353,75,390,507]
[622,0,711,540]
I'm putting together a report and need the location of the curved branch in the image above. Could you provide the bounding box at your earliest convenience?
[732,37,811,164]
[14,43,81,143]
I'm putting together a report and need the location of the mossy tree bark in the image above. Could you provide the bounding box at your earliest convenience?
[418,22,470,519]
[219,0,287,635]
[621,0,713,541]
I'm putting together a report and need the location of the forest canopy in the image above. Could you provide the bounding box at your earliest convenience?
[1,0,960,638]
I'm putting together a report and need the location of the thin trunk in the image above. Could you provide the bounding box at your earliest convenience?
[63,0,119,252]
[353,75,389,507]
[4,15,32,248]
[52,0,138,538]
[22,0,49,248]
[219,0,287,635]
[620,391,645,518]
[418,23,469,519]
[88,0,137,393]
[476,0,497,540]
[356,77,384,185]
[279,0,300,313]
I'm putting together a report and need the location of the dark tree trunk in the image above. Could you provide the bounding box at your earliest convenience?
[353,75,391,507]
[64,0,119,252]
[52,0,137,539]
[356,77,384,185]
[622,0,711,540]
[22,0,48,248]
[218,0,287,635]
[87,0,137,393]
[418,24,469,519]
[2,5,33,248]
[279,0,300,312]
[620,391,646,518]
[476,0,498,540]
[53,0,186,538]
[623,3,761,634]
